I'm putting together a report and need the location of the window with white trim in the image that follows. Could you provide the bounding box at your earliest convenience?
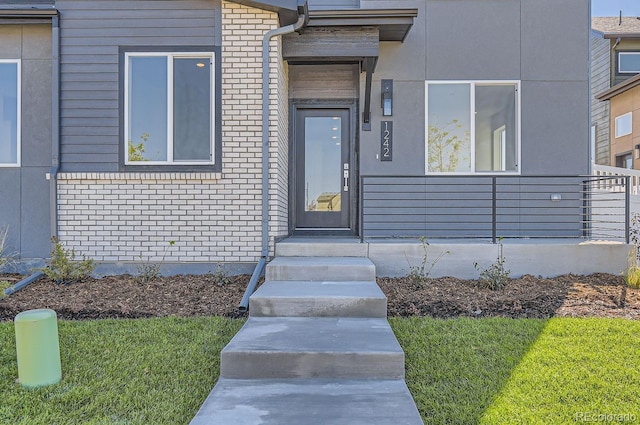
[618,52,640,74]
[426,81,519,173]
[0,60,20,167]
[615,112,632,138]
[125,52,215,165]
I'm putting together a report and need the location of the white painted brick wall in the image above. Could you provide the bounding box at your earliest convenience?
[57,2,288,265]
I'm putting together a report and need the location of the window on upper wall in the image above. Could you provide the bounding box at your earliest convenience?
[124,52,215,165]
[618,52,640,74]
[425,81,519,173]
[0,60,20,167]
[615,112,632,138]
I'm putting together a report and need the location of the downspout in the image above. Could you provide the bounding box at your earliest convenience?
[50,13,60,240]
[239,6,308,312]
[8,13,58,295]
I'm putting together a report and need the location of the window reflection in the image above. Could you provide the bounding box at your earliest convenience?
[305,117,341,212]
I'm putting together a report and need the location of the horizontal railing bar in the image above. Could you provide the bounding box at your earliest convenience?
[360,174,629,241]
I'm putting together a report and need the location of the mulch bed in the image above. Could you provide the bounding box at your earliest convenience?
[1,273,639,321]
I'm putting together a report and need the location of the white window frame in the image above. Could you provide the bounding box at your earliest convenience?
[0,59,20,168]
[424,80,521,175]
[618,52,640,74]
[615,112,632,138]
[124,51,215,166]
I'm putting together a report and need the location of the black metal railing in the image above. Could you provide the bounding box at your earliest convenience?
[359,175,630,244]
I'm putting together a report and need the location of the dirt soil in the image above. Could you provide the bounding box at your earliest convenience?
[1,273,639,321]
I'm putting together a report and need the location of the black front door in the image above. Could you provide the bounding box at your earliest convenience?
[294,108,350,230]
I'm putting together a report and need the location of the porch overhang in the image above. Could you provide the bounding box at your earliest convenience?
[307,8,418,42]
[282,8,417,130]
[0,4,57,23]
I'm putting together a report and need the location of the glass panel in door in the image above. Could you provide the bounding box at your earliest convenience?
[296,109,350,229]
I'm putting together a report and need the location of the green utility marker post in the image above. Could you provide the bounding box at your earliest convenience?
[14,309,62,387]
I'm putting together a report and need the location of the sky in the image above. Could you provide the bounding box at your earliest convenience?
[592,0,640,17]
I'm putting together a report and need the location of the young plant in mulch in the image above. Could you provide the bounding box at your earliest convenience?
[0,280,12,300]
[136,240,175,284]
[39,236,95,284]
[626,213,640,288]
[405,236,450,289]
[474,238,511,291]
[625,247,640,289]
[0,225,16,272]
[208,263,232,287]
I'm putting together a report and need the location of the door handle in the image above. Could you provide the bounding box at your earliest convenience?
[343,163,349,192]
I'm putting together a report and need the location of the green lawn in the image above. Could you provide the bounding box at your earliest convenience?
[0,317,244,424]
[392,317,640,424]
[1,317,639,424]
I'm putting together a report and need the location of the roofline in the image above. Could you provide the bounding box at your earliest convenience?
[596,73,640,100]
[309,9,419,20]
[0,7,57,18]
[231,0,304,25]
[601,32,640,39]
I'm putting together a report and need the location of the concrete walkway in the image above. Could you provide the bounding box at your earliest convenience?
[190,256,423,425]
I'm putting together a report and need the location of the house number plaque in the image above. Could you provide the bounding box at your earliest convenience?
[381,121,392,161]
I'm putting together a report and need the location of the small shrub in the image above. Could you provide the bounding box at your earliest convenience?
[136,240,175,284]
[625,248,640,289]
[474,239,511,290]
[630,213,640,262]
[0,225,16,271]
[405,236,450,289]
[40,236,95,284]
[0,280,12,299]
[209,263,232,287]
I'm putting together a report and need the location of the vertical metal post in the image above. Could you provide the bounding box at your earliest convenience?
[360,176,364,243]
[581,179,589,240]
[626,175,631,244]
[492,176,497,243]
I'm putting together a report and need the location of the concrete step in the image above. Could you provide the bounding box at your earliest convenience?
[249,280,387,317]
[190,378,424,425]
[265,257,376,282]
[220,317,404,379]
[275,237,367,257]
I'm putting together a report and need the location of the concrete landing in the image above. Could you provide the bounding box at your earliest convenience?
[275,237,367,257]
[265,257,376,281]
[220,317,404,379]
[190,378,423,425]
[249,280,387,317]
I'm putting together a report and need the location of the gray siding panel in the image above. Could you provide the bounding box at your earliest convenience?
[591,32,611,165]
[0,24,52,260]
[58,0,220,172]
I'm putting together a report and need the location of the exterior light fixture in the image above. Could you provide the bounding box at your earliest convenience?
[635,144,640,159]
[381,79,393,116]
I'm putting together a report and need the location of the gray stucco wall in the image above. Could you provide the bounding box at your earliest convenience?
[359,0,590,177]
[57,0,221,172]
[0,24,52,260]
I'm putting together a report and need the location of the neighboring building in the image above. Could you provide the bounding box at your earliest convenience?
[1,0,598,274]
[592,16,640,166]
[596,73,640,169]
